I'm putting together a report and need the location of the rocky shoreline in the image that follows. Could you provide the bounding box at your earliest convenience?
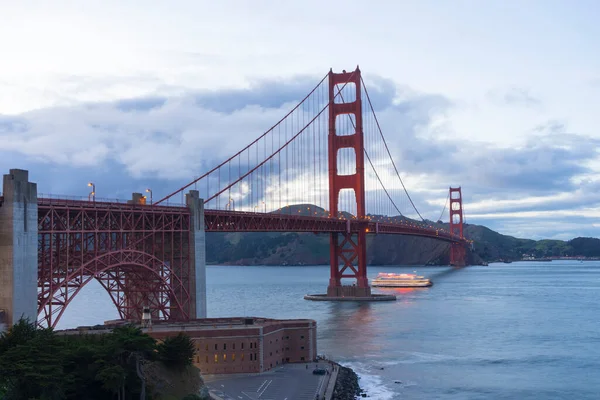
[332,364,364,400]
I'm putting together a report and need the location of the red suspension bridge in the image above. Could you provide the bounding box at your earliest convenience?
[0,67,469,329]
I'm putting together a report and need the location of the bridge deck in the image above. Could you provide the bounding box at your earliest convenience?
[204,210,464,243]
[31,199,464,243]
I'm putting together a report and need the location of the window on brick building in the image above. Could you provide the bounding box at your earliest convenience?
[205,355,208,363]
[270,352,272,356]
[242,342,244,349]
[301,346,304,350]
[214,354,218,363]
[223,354,227,361]
[214,344,217,350]
[242,354,245,361]
[232,353,236,361]
[301,357,305,361]
[300,335,304,339]
[224,343,227,350]
[233,343,236,350]
[205,344,208,351]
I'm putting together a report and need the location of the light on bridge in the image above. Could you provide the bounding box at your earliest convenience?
[87,182,96,202]
[146,188,153,205]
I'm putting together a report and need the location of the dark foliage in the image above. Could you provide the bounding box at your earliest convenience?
[156,333,196,369]
[568,237,600,257]
[0,319,199,400]
[181,395,203,400]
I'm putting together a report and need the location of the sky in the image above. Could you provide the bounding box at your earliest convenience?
[0,0,599,240]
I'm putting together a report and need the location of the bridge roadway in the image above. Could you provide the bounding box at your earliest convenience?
[28,196,465,244]
[204,209,464,243]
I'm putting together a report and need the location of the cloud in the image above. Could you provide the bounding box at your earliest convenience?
[192,76,322,113]
[115,97,167,112]
[0,74,598,240]
[488,87,542,107]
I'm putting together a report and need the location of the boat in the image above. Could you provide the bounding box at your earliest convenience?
[372,272,433,288]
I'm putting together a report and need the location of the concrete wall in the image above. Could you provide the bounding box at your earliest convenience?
[186,190,207,319]
[0,169,38,329]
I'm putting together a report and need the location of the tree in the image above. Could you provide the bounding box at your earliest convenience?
[156,333,196,369]
[0,319,202,400]
[105,325,156,400]
[0,317,37,355]
[0,322,65,400]
[96,365,126,400]
[181,394,203,400]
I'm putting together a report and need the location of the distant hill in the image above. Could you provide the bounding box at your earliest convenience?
[205,204,600,266]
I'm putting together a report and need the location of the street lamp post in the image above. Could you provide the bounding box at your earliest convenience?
[87,182,95,202]
[262,201,266,213]
[229,198,235,211]
[146,188,153,205]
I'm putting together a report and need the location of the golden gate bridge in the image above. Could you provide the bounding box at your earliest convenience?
[0,67,469,329]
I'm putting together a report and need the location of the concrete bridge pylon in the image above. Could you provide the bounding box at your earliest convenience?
[0,169,38,329]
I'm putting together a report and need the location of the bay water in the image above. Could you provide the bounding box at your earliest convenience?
[59,261,600,399]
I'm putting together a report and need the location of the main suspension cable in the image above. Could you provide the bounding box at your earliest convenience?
[155,72,329,205]
[361,76,425,221]
[335,91,404,218]
[438,190,450,222]
[202,72,358,204]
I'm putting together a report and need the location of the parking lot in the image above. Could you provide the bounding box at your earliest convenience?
[204,362,334,400]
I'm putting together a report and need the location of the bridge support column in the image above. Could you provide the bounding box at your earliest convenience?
[450,244,466,267]
[0,169,38,330]
[327,230,371,297]
[449,187,467,267]
[186,190,207,319]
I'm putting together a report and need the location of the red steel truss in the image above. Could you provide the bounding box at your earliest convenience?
[37,198,192,328]
[35,198,466,328]
[449,187,467,266]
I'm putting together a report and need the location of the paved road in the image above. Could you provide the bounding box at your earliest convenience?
[205,362,333,400]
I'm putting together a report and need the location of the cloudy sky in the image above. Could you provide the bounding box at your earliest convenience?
[1,0,599,240]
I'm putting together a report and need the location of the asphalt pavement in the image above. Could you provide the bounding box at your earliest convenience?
[204,362,334,400]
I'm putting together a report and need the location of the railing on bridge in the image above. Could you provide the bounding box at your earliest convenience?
[37,193,188,211]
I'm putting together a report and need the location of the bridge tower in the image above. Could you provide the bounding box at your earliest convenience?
[449,186,467,266]
[327,67,370,297]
